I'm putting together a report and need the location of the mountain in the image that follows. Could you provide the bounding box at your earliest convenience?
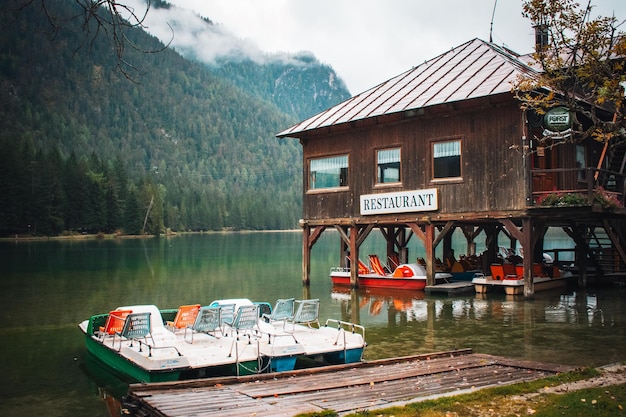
[0,0,351,236]
[145,0,352,120]
[210,53,351,121]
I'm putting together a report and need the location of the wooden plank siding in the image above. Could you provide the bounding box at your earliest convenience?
[280,37,626,291]
[302,96,527,221]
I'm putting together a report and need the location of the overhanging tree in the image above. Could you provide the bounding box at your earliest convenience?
[515,0,626,144]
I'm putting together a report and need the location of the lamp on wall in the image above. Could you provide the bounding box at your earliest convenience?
[404,108,424,118]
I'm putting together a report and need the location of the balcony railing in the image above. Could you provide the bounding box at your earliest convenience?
[530,167,625,208]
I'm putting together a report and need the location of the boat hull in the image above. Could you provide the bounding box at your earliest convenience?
[81,302,366,383]
[322,347,365,364]
[331,263,452,290]
[331,273,427,290]
[82,316,262,383]
[84,332,182,383]
[473,275,569,295]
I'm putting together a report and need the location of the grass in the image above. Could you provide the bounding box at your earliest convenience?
[295,369,626,417]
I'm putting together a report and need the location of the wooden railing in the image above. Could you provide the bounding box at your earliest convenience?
[530,167,625,207]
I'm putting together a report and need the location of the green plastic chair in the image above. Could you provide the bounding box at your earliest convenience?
[184,306,221,343]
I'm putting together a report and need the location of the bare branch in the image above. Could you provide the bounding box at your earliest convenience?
[9,0,173,81]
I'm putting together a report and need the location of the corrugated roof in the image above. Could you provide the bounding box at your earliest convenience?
[277,38,538,138]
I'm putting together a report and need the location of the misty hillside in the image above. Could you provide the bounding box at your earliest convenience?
[210,54,350,121]
[0,0,351,236]
[143,0,352,120]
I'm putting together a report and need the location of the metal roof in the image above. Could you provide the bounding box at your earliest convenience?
[277,38,538,138]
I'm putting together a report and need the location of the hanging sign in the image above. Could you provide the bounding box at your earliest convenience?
[360,188,438,215]
[543,107,573,132]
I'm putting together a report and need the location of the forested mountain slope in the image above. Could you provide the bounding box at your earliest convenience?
[0,0,350,236]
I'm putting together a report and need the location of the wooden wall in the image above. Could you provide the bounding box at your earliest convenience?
[301,97,527,220]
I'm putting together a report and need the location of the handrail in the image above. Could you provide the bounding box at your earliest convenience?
[324,319,365,341]
[530,166,625,206]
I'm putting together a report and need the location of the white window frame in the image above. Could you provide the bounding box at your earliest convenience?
[432,139,462,181]
[308,154,349,191]
[376,147,401,185]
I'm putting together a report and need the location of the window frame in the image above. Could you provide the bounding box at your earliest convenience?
[576,144,587,182]
[431,138,463,182]
[375,146,402,186]
[307,154,349,192]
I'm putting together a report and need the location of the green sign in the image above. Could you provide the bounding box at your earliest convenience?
[543,107,572,132]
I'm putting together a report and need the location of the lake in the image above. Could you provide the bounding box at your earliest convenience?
[0,231,624,416]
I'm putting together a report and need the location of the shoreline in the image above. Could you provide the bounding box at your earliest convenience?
[0,229,301,242]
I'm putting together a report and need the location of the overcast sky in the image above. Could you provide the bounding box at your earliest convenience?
[150,0,625,95]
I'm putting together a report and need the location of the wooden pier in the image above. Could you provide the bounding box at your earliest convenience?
[425,281,475,295]
[124,349,572,417]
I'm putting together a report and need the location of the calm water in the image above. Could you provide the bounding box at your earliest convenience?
[0,231,625,416]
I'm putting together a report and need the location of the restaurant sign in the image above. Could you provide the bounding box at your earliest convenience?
[360,188,438,215]
[543,107,573,132]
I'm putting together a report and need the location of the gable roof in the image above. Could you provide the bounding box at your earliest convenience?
[277,38,538,138]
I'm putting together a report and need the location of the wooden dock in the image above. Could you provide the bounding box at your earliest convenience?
[425,281,475,295]
[124,349,572,417]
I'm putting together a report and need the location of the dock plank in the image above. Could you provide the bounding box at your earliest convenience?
[126,350,573,417]
[425,281,475,295]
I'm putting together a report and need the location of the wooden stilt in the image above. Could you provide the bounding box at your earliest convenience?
[302,224,310,286]
[425,224,435,286]
[522,218,534,297]
[349,225,358,288]
[302,225,326,286]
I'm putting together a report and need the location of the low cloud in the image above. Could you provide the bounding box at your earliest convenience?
[125,0,309,66]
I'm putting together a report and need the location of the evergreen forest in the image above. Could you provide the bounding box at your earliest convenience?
[0,0,351,236]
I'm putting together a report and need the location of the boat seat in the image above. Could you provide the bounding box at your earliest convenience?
[254,301,272,318]
[113,312,155,352]
[216,303,236,333]
[368,255,387,275]
[490,264,517,280]
[357,259,370,274]
[262,298,295,323]
[184,306,221,343]
[284,299,320,332]
[166,304,200,332]
[387,254,400,270]
[224,305,259,339]
[98,309,132,340]
[225,305,260,357]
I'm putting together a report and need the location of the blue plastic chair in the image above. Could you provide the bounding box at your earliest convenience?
[285,299,320,332]
[184,306,221,343]
[225,305,259,357]
[114,312,154,352]
[263,298,295,323]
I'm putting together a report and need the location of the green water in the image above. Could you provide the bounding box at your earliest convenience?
[0,232,624,416]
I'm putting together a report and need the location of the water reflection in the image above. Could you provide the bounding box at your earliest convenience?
[1,234,624,417]
[329,285,625,367]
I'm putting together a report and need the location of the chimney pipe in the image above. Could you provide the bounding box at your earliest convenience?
[534,24,549,52]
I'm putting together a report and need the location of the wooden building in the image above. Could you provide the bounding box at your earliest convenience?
[277,38,626,296]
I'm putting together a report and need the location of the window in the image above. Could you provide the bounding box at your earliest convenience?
[433,139,461,179]
[309,155,348,189]
[377,148,401,184]
[576,145,586,181]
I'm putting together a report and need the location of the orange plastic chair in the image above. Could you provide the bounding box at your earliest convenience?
[166,304,201,331]
[502,263,519,280]
[99,309,132,338]
[368,255,387,276]
[357,259,370,275]
[533,264,547,277]
[388,254,400,270]
[490,264,518,280]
